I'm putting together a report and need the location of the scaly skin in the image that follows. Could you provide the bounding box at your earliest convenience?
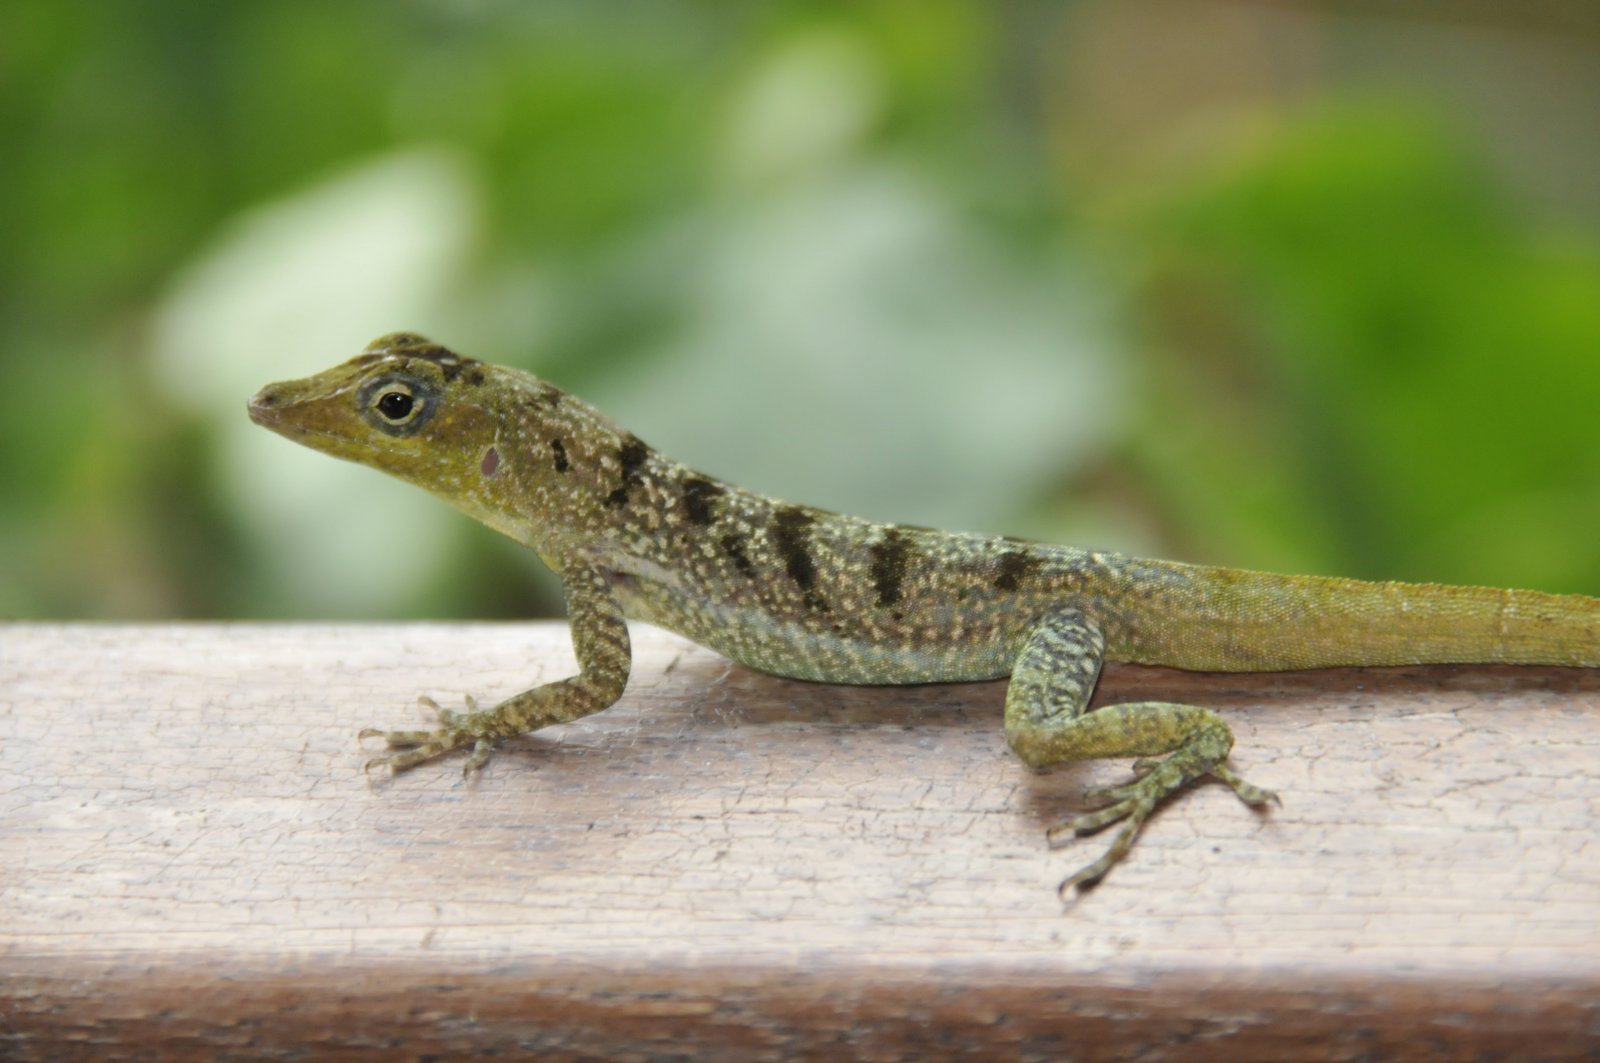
[249,333,1600,892]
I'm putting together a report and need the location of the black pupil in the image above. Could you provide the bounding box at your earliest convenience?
[377,392,414,420]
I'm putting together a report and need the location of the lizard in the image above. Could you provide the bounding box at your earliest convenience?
[248,332,1600,892]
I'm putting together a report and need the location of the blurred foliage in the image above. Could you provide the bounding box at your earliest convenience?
[1,1,1597,620]
[1120,104,1600,591]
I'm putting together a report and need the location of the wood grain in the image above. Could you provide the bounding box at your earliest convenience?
[2,622,1598,1059]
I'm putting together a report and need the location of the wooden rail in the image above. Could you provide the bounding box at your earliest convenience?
[3,622,1597,1059]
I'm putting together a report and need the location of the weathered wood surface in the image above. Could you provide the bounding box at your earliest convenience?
[2,622,1598,1060]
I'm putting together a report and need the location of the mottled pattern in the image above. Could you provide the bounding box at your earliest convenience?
[680,476,723,526]
[604,435,651,509]
[868,528,912,609]
[1004,607,1274,889]
[249,333,1600,891]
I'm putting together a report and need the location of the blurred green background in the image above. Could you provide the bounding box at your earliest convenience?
[5,1,1599,622]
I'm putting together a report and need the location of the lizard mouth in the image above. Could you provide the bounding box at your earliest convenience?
[244,390,273,422]
[246,388,280,427]
[246,387,388,460]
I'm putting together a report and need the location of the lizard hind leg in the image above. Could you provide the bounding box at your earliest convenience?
[1004,607,1277,893]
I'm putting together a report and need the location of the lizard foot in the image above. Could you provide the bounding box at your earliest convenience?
[1047,752,1277,894]
[360,695,502,776]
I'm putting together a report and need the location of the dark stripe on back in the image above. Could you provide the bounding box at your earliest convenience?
[604,434,651,508]
[680,476,724,526]
[771,507,817,590]
[868,527,914,608]
[521,385,564,414]
[550,438,570,473]
[771,506,828,610]
[720,533,756,577]
[993,549,1042,592]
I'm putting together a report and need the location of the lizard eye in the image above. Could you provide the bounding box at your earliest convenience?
[375,390,416,422]
[359,373,438,436]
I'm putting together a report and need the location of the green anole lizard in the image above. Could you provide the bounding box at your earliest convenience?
[249,333,1600,892]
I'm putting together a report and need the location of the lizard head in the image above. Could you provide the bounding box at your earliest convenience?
[249,332,535,540]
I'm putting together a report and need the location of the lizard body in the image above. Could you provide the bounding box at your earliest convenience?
[249,333,1600,890]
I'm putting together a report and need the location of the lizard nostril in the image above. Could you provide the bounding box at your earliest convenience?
[247,388,281,424]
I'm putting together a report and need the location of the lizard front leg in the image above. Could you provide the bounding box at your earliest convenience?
[361,560,631,776]
[1004,606,1277,893]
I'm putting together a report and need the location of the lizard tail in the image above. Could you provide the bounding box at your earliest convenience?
[1122,562,1600,671]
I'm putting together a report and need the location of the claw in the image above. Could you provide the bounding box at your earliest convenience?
[360,726,442,748]
[1054,795,1157,894]
[419,694,479,729]
[1049,797,1140,841]
[1214,763,1280,807]
[460,736,497,777]
[359,696,493,775]
[1080,778,1145,808]
[1050,755,1277,894]
[1058,821,1140,893]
